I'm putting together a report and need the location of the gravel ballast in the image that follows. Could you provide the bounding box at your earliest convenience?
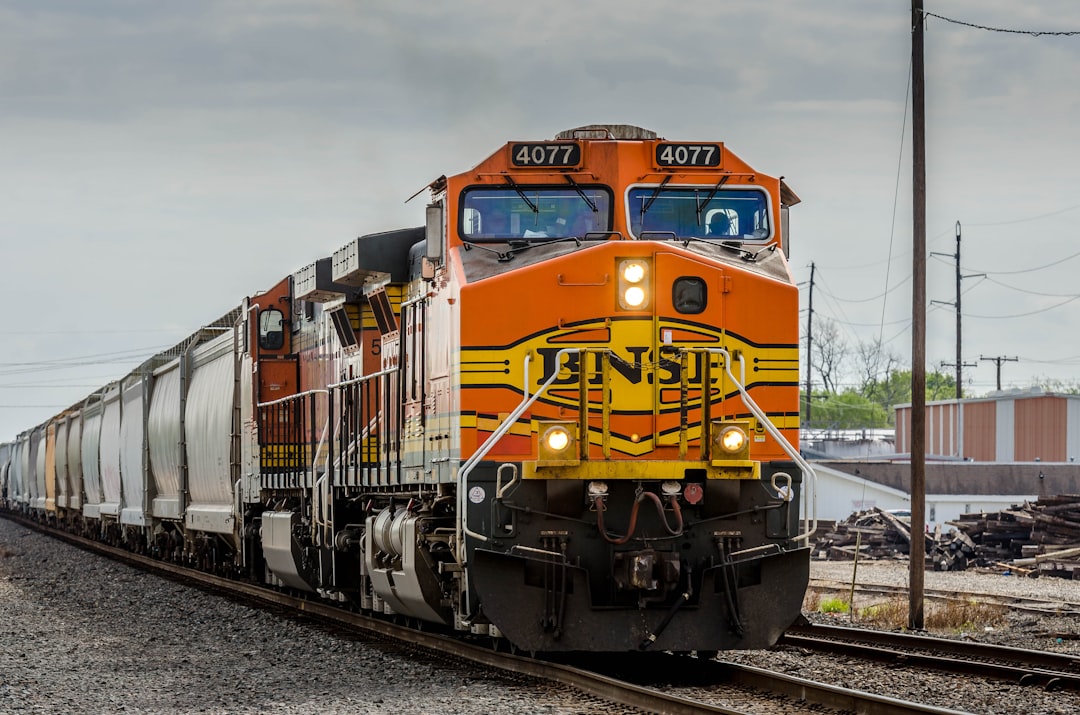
[715,559,1080,715]
[4,515,1080,714]
[0,518,603,715]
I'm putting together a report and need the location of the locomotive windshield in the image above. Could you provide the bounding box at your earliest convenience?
[461,186,612,242]
[627,186,771,241]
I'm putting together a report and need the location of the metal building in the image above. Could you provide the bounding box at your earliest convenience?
[895,389,1080,462]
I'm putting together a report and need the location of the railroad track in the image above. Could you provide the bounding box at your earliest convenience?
[783,622,1080,691]
[809,577,1080,616]
[5,513,971,715]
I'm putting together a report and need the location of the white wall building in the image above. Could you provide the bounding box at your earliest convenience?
[806,461,1055,531]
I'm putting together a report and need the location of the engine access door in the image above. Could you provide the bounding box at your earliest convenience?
[652,251,727,450]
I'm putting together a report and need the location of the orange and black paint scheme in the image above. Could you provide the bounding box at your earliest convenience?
[438,126,810,651]
[260,125,812,652]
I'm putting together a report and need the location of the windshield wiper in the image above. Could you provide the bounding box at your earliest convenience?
[497,236,582,262]
[459,238,507,256]
[503,175,539,214]
[564,175,597,213]
[695,175,730,220]
[639,175,672,219]
[689,239,776,263]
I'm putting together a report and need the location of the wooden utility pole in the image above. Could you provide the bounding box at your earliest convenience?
[910,0,926,631]
[952,221,962,398]
[806,262,816,428]
[980,355,1018,391]
[932,221,978,398]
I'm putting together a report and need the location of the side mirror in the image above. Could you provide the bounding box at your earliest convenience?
[780,205,790,258]
[426,203,444,264]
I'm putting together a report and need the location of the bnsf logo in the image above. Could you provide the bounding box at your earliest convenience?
[535,347,718,387]
[462,320,795,413]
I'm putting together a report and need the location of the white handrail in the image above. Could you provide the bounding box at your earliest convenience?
[453,345,817,559]
[456,349,577,561]
[708,348,818,543]
[256,388,328,409]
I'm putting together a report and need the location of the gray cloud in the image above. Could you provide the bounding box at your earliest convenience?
[3,0,1080,436]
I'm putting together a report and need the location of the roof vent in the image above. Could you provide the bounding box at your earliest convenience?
[554,124,658,141]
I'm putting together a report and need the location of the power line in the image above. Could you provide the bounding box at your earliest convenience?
[0,385,104,389]
[0,405,68,409]
[922,11,1080,37]
[983,276,1080,298]
[968,247,1080,276]
[815,273,912,304]
[9,329,183,336]
[1024,355,1080,365]
[966,202,1080,227]
[0,344,169,367]
[881,54,913,347]
[966,294,1080,319]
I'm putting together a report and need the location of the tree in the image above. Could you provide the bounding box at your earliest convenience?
[810,317,847,394]
[925,370,958,401]
[855,337,903,395]
[861,368,956,424]
[1030,376,1080,395]
[801,390,890,430]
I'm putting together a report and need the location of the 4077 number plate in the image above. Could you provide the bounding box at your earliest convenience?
[510,142,582,167]
[655,143,722,167]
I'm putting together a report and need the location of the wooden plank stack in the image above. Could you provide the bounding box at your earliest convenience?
[811,507,913,561]
[813,495,1080,579]
[940,494,1080,579]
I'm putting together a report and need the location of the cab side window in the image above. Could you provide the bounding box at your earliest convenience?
[258,308,285,351]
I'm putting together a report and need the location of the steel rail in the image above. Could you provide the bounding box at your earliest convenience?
[0,513,739,714]
[710,660,971,715]
[809,577,1080,616]
[784,622,1080,690]
[4,513,971,714]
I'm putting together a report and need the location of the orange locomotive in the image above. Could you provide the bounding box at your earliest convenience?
[2,125,814,655]
[261,124,814,652]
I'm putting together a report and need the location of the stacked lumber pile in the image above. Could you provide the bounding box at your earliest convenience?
[812,507,914,561]
[939,494,1080,579]
[813,496,1080,578]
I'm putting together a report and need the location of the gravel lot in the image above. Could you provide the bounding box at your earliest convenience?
[0,518,607,715]
[808,559,1080,652]
[716,558,1080,715]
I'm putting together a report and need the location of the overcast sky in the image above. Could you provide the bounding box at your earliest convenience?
[3,1,1080,440]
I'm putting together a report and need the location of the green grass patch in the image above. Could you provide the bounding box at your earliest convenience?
[818,597,850,614]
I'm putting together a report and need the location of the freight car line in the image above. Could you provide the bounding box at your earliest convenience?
[809,578,1080,616]
[4,511,965,715]
[782,623,1080,690]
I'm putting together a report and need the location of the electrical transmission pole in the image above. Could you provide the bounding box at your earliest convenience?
[806,262,815,429]
[910,0,926,631]
[931,221,980,398]
[980,355,1018,391]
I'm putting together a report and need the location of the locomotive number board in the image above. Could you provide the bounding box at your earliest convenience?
[510,142,582,168]
[655,143,722,167]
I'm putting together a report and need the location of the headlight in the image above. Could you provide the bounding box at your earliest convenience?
[538,421,579,464]
[623,286,646,307]
[543,425,571,452]
[716,425,747,454]
[617,258,651,310]
[622,261,647,284]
